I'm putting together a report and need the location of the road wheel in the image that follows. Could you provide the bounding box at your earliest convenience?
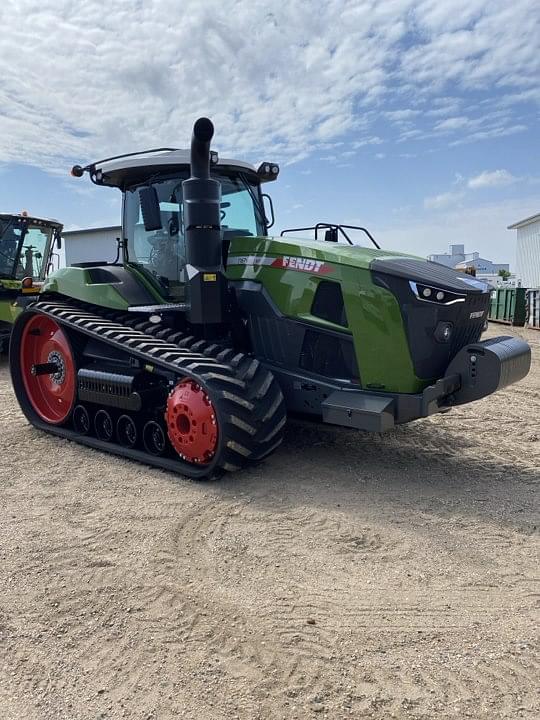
[18,314,76,425]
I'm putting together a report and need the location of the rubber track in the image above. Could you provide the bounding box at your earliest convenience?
[17,301,287,479]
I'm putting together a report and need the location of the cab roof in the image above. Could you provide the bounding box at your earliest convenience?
[92,149,263,190]
[0,212,62,229]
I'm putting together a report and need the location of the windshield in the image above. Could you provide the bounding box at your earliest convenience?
[0,219,53,279]
[18,226,53,279]
[124,171,265,297]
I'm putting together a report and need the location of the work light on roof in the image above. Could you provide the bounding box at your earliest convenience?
[257,162,280,181]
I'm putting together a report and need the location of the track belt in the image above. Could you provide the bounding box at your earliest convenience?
[35,301,245,388]
[19,301,259,478]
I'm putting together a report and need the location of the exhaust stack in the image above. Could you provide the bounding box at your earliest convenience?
[182,118,224,325]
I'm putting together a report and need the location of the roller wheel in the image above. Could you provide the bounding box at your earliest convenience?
[94,409,114,441]
[143,420,167,456]
[73,405,91,435]
[18,314,76,425]
[117,414,137,448]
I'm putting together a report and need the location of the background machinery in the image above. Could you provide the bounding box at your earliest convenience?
[0,212,62,352]
[9,119,531,479]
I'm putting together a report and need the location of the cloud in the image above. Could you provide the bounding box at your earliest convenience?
[424,191,464,210]
[434,116,472,131]
[377,195,540,267]
[384,109,420,122]
[352,136,384,149]
[467,169,518,188]
[0,0,538,174]
[449,124,527,146]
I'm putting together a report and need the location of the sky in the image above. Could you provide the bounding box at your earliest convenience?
[1,0,539,268]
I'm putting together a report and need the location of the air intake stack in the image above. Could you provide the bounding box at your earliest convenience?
[182,117,225,325]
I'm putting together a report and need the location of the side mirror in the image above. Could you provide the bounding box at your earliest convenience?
[262,193,275,229]
[139,186,162,231]
[56,234,62,249]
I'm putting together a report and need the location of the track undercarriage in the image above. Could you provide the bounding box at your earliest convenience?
[10,298,286,479]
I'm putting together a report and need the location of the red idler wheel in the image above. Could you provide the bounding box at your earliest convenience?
[166,379,218,464]
[19,315,76,424]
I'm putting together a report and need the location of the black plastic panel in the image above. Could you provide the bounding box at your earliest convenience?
[372,271,490,380]
[233,281,358,381]
[311,281,348,326]
[446,335,531,404]
[371,257,489,293]
[299,330,358,379]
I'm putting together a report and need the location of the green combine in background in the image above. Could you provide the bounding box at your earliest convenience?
[8,119,531,479]
[0,212,62,351]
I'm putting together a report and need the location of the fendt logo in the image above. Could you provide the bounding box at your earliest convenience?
[228,255,334,275]
[271,256,333,274]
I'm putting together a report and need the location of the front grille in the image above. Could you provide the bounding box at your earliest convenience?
[448,293,489,361]
[372,268,490,380]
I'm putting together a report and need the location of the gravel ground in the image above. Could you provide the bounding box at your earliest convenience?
[0,324,539,720]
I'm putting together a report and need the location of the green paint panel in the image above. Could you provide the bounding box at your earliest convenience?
[228,235,419,269]
[127,264,168,302]
[42,268,131,310]
[0,299,21,325]
[227,236,424,393]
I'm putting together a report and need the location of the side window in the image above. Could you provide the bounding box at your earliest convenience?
[221,188,257,236]
[126,179,187,285]
[311,280,348,327]
[17,227,50,279]
[0,225,21,276]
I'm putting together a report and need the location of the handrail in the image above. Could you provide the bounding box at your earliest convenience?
[281,222,380,249]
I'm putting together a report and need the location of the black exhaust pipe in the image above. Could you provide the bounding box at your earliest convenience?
[182,117,224,325]
[189,117,214,179]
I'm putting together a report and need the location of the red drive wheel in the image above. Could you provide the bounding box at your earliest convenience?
[166,379,218,464]
[19,315,76,425]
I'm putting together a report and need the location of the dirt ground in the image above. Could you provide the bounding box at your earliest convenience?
[0,324,538,720]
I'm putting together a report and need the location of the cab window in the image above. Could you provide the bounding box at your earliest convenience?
[17,227,51,279]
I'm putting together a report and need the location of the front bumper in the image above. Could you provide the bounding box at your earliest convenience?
[321,335,531,432]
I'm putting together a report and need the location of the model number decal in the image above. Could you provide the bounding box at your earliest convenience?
[229,255,334,274]
[469,310,485,319]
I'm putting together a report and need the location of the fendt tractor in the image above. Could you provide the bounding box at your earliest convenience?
[0,212,63,352]
[9,119,531,479]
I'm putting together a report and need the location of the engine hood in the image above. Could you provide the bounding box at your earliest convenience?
[227,235,490,293]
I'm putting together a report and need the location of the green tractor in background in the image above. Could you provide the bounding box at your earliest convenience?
[0,212,63,352]
[9,119,531,479]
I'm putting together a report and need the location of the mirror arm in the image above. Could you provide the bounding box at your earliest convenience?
[262,193,275,230]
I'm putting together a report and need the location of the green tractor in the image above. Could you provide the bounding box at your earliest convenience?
[0,212,63,352]
[9,119,531,479]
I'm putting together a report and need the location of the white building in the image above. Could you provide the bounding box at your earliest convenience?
[508,213,540,289]
[428,244,467,267]
[428,244,509,276]
[62,225,122,267]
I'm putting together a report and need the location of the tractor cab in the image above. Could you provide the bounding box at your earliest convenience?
[0,212,62,284]
[78,149,279,301]
[0,212,63,350]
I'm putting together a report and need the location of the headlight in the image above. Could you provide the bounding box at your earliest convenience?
[409,281,466,306]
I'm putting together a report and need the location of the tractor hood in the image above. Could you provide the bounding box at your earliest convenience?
[227,235,490,294]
